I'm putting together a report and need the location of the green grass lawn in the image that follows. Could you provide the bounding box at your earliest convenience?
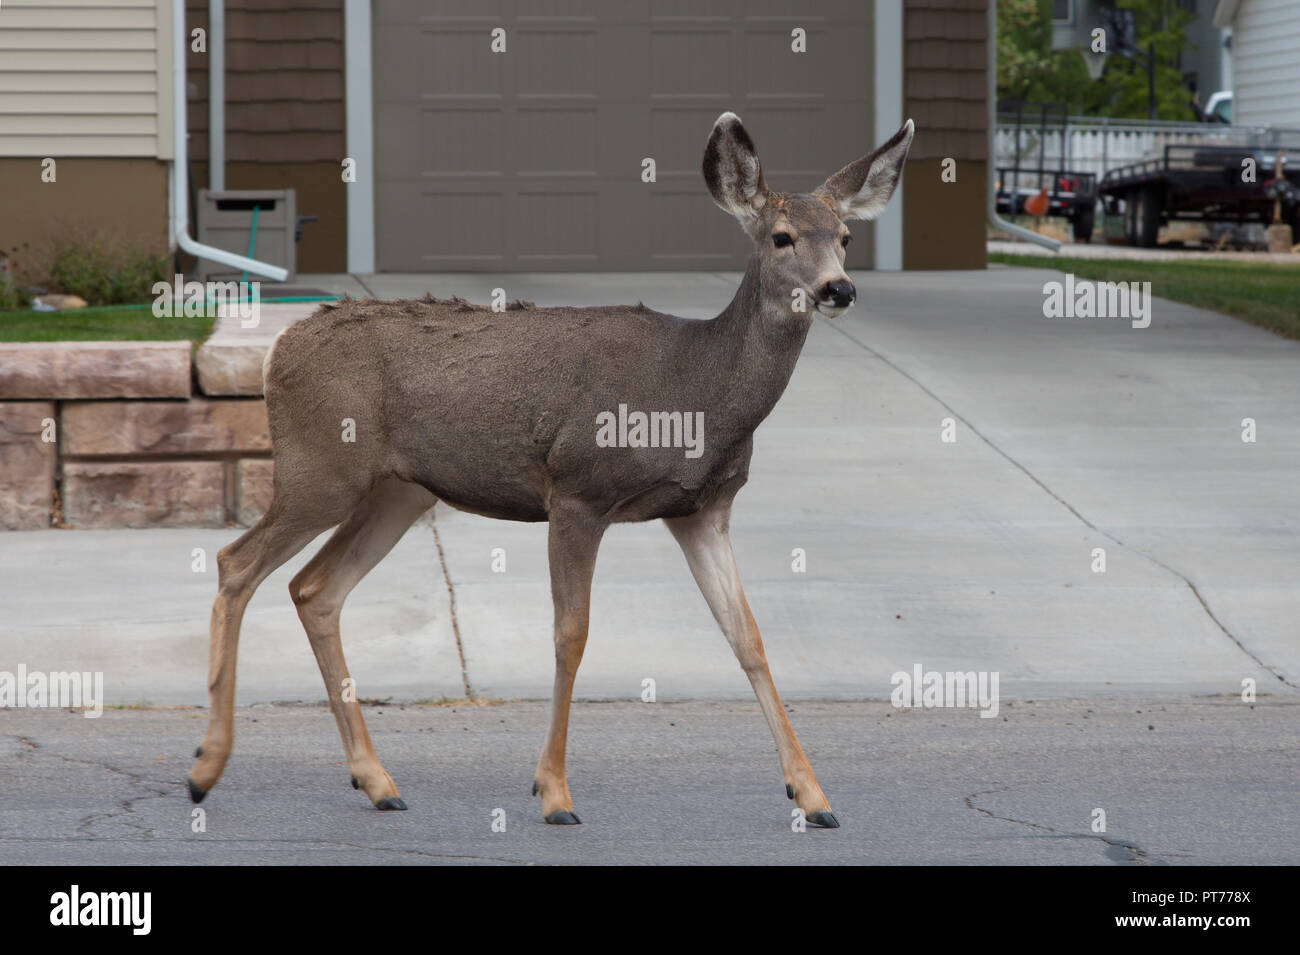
[0,305,214,347]
[989,253,1300,340]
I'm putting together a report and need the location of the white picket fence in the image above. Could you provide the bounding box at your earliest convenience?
[995,117,1300,190]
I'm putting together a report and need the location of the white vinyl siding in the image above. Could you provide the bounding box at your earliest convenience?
[1231,0,1300,127]
[0,0,173,157]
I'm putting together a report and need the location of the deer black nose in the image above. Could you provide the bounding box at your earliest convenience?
[823,279,856,308]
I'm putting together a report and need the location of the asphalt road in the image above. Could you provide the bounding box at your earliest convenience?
[2,698,1295,865]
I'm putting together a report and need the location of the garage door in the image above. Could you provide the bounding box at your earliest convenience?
[373,0,872,271]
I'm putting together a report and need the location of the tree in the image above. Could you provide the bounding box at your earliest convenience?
[998,0,1090,107]
[1092,0,1196,120]
[998,0,1196,120]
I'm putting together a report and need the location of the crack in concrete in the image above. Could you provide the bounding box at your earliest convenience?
[824,318,1297,691]
[430,516,474,699]
[963,786,1165,865]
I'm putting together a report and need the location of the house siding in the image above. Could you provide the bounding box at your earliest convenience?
[902,0,988,269]
[0,0,173,158]
[1229,0,1300,128]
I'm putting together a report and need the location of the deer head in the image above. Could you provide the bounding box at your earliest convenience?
[703,112,914,318]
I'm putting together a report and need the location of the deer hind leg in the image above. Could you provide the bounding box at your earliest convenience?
[533,503,606,824]
[188,494,352,803]
[288,476,437,810]
[665,501,839,828]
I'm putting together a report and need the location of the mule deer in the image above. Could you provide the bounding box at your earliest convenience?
[188,112,914,827]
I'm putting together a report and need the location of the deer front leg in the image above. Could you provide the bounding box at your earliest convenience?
[666,502,839,828]
[533,503,606,825]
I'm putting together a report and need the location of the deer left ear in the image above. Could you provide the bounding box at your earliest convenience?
[814,119,914,221]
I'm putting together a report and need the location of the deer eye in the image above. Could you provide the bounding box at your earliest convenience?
[772,232,794,249]
[840,234,852,248]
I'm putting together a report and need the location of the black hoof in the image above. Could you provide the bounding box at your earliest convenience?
[351,776,360,790]
[785,783,794,800]
[194,746,203,758]
[186,778,207,804]
[544,809,582,825]
[532,781,539,796]
[807,809,840,829]
[375,796,408,811]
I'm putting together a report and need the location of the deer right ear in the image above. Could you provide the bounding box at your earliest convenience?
[702,112,769,223]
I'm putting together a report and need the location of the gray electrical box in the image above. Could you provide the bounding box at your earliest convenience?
[196,189,296,283]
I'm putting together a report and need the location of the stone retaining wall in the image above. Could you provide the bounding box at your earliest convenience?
[0,341,275,530]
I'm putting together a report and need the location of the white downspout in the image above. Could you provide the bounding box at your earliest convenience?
[171,0,288,280]
[987,1,1060,252]
[209,0,224,191]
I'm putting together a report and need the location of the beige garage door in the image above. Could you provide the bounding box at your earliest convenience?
[374,0,872,271]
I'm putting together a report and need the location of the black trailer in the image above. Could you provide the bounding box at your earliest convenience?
[1099,144,1300,247]
[996,100,1100,242]
[995,168,1099,242]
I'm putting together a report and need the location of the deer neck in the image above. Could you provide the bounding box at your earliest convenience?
[697,253,814,433]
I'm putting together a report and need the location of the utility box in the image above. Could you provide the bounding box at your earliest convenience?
[196,189,296,282]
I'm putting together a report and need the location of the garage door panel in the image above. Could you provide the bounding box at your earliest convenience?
[649,191,745,266]
[649,0,737,19]
[516,108,598,176]
[739,107,847,184]
[516,191,600,264]
[374,0,871,271]
[376,105,505,180]
[377,0,504,24]
[741,29,843,99]
[649,30,733,97]
[515,30,601,96]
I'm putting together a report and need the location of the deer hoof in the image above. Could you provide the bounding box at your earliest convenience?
[374,796,408,811]
[806,809,840,829]
[186,777,208,804]
[544,809,582,825]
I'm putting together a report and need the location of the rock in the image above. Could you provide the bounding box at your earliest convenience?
[34,294,88,311]
[62,461,225,528]
[0,342,191,399]
[0,402,56,529]
[62,399,270,456]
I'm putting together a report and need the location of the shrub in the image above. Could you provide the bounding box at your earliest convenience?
[47,239,170,306]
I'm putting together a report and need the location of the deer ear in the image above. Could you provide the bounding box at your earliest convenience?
[814,119,914,221]
[702,112,769,222]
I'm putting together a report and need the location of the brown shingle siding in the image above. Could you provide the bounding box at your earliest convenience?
[904,0,988,161]
[225,9,345,40]
[906,38,987,70]
[185,0,343,163]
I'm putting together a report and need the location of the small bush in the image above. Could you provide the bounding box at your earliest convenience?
[47,239,170,306]
[0,243,35,309]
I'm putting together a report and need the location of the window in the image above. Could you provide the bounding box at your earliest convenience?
[1052,0,1074,23]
